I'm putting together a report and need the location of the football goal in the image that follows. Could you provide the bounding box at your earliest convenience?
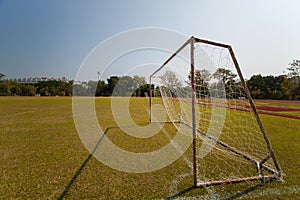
[149,36,282,187]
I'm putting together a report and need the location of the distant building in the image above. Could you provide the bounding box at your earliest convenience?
[0,73,5,80]
[4,76,71,84]
[73,80,88,88]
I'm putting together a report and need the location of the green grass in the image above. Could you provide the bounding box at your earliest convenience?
[276,112,300,117]
[255,100,300,109]
[0,97,299,199]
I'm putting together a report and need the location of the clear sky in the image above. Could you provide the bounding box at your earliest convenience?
[0,0,299,79]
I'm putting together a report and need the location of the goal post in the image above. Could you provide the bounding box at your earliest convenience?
[149,36,282,187]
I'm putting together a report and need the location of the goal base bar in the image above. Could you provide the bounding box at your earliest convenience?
[196,174,277,188]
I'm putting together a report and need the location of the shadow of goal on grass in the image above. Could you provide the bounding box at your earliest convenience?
[58,122,152,199]
[165,179,275,200]
[58,127,115,200]
[224,179,275,200]
[165,186,196,200]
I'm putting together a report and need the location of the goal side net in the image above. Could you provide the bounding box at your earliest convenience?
[149,36,282,187]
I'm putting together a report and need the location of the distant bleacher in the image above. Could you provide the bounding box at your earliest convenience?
[3,76,70,84]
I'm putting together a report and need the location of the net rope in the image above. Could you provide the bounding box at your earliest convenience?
[150,40,279,186]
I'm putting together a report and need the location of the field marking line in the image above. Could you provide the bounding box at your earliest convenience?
[5,107,56,117]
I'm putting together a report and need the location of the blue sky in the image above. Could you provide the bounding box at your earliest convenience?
[0,0,299,79]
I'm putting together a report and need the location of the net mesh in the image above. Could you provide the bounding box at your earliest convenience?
[150,38,280,186]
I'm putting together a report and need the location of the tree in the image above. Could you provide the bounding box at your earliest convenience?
[284,60,300,100]
[96,80,110,96]
[132,75,147,97]
[35,80,73,96]
[107,76,119,95]
[134,83,153,97]
[263,75,288,99]
[20,85,36,96]
[153,85,161,97]
[248,74,265,99]
[87,81,98,96]
[160,71,182,88]
[212,68,237,85]
[247,74,289,100]
[159,71,182,98]
[111,75,147,96]
[133,75,146,86]
[0,82,10,96]
[73,84,88,96]
[286,60,300,78]
[194,69,211,97]
[10,82,21,95]
[63,80,73,96]
[212,68,237,96]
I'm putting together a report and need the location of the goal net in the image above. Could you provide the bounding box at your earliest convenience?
[149,37,282,187]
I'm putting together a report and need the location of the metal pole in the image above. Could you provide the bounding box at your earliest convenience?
[150,39,191,78]
[196,174,276,188]
[190,37,198,187]
[149,77,152,122]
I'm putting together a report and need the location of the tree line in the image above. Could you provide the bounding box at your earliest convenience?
[248,60,299,100]
[0,60,299,100]
[173,60,299,100]
[0,80,73,96]
[73,75,152,97]
[0,75,152,97]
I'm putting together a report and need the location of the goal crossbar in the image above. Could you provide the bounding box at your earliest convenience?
[196,174,276,188]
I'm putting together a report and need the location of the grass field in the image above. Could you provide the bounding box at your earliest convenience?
[0,97,299,199]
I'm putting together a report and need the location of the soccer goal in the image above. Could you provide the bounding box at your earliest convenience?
[149,36,282,187]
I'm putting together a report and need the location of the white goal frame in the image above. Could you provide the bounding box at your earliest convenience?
[149,36,282,187]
